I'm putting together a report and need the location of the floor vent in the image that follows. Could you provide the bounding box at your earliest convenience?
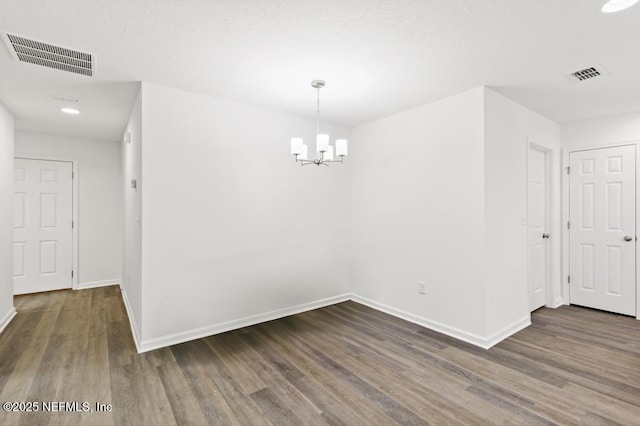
[567,65,606,83]
[2,32,94,77]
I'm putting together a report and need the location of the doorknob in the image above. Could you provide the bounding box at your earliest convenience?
[542,233,550,239]
[624,235,633,242]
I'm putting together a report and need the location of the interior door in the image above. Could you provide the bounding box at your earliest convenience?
[528,146,548,311]
[569,145,636,316]
[13,158,73,295]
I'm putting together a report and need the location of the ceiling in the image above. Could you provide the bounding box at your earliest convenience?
[0,0,638,142]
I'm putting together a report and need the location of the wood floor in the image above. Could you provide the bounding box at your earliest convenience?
[0,286,639,425]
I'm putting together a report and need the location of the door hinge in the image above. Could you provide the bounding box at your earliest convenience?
[566,166,570,174]
[567,221,570,229]
[72,221,74,229]
[568,275,570,284]
[71,270,74,278]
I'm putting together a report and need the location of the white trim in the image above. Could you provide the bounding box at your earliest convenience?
[636,142,640,321]
[484,315,532,348]
[76,279,122,290]
[137,293,351,353]
[350,294,530,349]
[550,297,565,309]
[120,291,534,353]
[562,140,640,318]
[118,282,142,353]
[0,307,17,333]
[562,148,570,306]
[14,154,79,289]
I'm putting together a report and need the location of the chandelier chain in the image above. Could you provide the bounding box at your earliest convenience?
[316,86,320,136]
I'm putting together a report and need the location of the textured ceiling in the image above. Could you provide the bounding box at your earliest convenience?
[0,0,638,141]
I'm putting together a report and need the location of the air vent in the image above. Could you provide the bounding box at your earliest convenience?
[567,65,606,83]
[51,94,80,103]
[2,32,94,77]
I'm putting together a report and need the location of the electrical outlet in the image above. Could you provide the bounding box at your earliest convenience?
[418,281,427,295]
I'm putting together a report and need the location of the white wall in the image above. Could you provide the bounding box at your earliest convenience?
[118,82,565,351]
[483,88,562,336]
[122,88,143,343]
[562,112,640,150]
[15,131,123,288]
[0,101,16,332]
[351,87,489,342]
[136,82,351,349]
[350,87,562,347]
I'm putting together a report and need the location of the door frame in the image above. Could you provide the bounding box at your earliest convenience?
[14,155,79,290]
[527,142,553,309]
[562,140,640,320]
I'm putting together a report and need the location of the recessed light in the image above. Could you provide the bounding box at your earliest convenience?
[60,107,80,115]
[601,0,639,13]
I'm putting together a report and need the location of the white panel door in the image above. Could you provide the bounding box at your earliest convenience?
[527,146,548,311]
[569,145,636,316]
[13,158,73,295]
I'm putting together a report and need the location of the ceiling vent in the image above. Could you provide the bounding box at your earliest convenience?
[2,32,94,77]
[567,65,606,83]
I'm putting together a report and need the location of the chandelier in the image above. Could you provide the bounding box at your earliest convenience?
[290,80,348,166]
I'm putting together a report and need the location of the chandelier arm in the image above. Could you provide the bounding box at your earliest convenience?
[295,156,316,166]
[323,157,344,164]
[297,158,336,166]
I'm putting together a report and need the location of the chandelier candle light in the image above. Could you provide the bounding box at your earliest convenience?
[291,80,348,166]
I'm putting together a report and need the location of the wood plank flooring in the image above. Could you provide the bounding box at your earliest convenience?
[1,285,639,425]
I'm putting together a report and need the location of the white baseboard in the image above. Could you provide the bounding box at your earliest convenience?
[549,297,566,308]
[118,291,531,353]
[76,279,122,290]
[118,283,142,353]
[137,293,352,353]
[350,294,530,350]
[483,315,531,349]
[0,307,17,333]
